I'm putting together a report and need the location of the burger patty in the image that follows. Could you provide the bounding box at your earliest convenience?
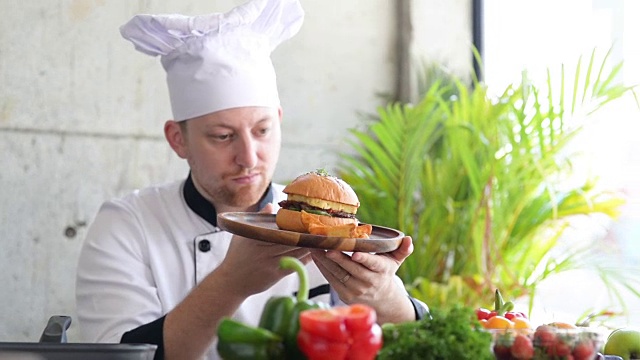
[278,200,356,219]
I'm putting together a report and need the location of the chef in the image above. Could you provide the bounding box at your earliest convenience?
[75,0,428,359]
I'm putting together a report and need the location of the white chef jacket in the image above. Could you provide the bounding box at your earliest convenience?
[76,175,426,360]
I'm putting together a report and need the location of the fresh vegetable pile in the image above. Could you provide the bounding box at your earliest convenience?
[217,256,326,359]
[217,274,608,360]
[376,305,495,360]
[217,256,381,360]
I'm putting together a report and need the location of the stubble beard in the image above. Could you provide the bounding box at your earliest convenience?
[211,177,270,209]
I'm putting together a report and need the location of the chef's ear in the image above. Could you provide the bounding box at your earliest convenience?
[164,120,188,159]
[278,106,283,123]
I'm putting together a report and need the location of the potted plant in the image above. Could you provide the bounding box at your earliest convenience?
[338,49,639,314]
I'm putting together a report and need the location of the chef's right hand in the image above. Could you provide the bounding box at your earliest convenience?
[218,203,311,298]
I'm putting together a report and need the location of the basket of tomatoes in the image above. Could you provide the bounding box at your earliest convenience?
[488,323,604,360]
[476,290,605,360]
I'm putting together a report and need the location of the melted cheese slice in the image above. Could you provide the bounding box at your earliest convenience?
[287,194,358,214]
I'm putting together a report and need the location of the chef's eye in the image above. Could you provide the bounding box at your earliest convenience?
[255,126,271,137]
[211,133,234,142]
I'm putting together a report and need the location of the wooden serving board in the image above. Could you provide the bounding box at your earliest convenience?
[217,212,404,253]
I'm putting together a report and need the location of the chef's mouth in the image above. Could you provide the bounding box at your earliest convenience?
[231,172,261,184]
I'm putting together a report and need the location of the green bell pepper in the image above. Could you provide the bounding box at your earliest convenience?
[258,290,296,337]
[216,318,284,360]
[258,256,327,360]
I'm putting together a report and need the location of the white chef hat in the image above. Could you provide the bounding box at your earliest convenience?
[120,0,304,121]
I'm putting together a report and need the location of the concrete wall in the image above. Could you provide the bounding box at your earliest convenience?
[0,0,472,341]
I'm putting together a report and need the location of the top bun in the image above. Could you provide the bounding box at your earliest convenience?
[283,172,360,207]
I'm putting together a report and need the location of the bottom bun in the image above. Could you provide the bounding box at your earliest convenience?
[275,208,307,233]
[275,208,357,233]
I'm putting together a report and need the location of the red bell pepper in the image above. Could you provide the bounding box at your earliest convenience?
[297,304,383,360]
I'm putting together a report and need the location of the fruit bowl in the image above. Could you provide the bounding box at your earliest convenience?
[488,325,605,360]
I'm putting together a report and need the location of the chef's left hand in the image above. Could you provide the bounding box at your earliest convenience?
[310,236,416,324]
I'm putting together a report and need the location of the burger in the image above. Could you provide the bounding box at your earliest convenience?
[276,171,371,237]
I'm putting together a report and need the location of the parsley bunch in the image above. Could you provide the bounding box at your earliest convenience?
[377,305,494,360]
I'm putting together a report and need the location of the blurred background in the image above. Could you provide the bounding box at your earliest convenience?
[1,0,638,342]
[483,0,640,328]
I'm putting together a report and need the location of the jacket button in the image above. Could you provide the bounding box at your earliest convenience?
[198,240,211,252]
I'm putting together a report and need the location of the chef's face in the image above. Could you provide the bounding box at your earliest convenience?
[167,106,282,212]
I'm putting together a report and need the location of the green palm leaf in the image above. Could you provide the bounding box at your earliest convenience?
[338,48,639,311]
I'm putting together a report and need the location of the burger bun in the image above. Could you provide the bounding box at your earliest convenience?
[283,172,360,209]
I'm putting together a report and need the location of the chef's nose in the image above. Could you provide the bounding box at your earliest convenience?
[235,134,258,169]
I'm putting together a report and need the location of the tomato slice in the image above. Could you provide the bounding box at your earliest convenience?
[334,303,377,334]
[299,308,349,342]
[297,329,349,360]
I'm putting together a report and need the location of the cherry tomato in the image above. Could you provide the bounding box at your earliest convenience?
[533,325,557,347]
[504,312,517,321]
[476,308,493,321]
[572,341,595,360]
[505,311,527,321]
